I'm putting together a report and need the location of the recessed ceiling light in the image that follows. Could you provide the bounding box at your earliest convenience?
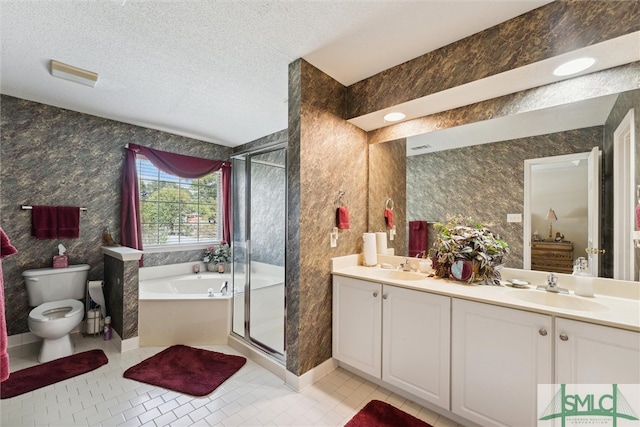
[50,60,99,87]
[553,57,596,76]
[383,112,406,122]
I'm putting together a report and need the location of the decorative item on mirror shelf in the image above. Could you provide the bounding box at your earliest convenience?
[429,214,509,285]
[202,241,231,273]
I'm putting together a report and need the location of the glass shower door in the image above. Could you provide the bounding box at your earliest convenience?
[232,146,286,359]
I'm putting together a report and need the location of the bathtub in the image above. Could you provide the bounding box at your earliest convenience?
[137,262,283,347]
[139,272,235,300]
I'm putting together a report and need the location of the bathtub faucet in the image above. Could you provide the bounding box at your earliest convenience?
[220,281,228,295]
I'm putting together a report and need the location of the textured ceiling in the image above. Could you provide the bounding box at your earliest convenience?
[0,0,552,147]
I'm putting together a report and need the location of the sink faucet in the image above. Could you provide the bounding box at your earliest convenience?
[399,258,415,272]
[537,273,569,294]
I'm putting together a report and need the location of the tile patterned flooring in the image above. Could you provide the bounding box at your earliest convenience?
[1,335,463,427]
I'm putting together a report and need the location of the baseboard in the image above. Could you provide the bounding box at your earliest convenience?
[7,331,39,348]
[227,334,286,381]
[285,357,338,392]
[109,329,140,352]
[227,335,338,392]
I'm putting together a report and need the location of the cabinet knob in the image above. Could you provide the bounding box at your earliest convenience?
[382,294,388,300]
[538,328,548,336]
[559,333,569,341]
[373,292,378,297]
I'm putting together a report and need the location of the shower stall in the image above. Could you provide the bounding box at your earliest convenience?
[231,144,286,362]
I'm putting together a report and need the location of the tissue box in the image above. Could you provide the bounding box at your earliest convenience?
[53,255,69,269]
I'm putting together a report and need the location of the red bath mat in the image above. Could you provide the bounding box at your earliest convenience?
[123,345,246,396]
[345,400,434,427]
[1,349,108,399]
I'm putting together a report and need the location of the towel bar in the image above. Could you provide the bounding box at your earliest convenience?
[22,205,87,211]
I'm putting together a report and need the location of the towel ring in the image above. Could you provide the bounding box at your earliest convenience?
[385,198,394,210]
[336,191,348,207]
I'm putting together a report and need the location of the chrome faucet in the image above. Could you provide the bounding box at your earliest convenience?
[399,258,415,272]
[537,273,569,294]
[220,281,229,295]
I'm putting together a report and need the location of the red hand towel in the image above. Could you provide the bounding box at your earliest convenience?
[336,206,350,229]
[409,220,428,257]
[0,260,8,382]
[57,206,80,238]
[0,227,17,382]
[384,209,394,228]
[31,206,58,239]
[0,227,17,258]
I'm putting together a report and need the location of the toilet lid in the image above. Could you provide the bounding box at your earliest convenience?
[29,299,84,323]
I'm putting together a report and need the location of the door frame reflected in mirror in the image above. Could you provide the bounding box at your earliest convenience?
[523,148,601,275]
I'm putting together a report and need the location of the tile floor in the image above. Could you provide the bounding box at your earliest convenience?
[2,335,464,427]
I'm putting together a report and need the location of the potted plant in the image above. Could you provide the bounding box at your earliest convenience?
[203,241,231,273]
[429,214,509,285]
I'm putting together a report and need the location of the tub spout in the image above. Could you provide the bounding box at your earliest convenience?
[220,281,228,295]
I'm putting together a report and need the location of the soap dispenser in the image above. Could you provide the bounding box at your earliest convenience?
[573,257,594,297]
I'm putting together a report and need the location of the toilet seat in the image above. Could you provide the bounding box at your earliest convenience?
[29,299,84,323]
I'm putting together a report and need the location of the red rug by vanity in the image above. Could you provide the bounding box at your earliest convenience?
[345,400,434,427]
[123,345,246,396]
[1,349,108,399]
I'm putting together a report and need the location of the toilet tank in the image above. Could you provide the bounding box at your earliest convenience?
[23,264,90,306]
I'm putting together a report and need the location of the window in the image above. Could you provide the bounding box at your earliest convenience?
[136,156,221,245]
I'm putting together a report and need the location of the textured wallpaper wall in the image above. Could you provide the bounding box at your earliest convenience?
[0,96,231,335]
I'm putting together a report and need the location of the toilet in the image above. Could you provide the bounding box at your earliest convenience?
[23,264,90,363]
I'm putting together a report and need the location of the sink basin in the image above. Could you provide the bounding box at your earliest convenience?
[377,270,425,281]
[506,290,608,312]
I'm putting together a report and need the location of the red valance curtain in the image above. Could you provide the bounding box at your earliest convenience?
[121,144,232,262]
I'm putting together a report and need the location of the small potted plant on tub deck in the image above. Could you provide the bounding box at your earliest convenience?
[429,214,509,285]
[203,241,231,273]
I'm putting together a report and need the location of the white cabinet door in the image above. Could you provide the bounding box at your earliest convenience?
[452,299,552,427]
[556,318,640,384]
[332,276,382,377]
[382,285,451,409]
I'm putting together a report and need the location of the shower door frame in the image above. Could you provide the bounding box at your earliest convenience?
[231,142,287,363]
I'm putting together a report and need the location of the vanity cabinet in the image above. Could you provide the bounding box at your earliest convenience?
[332,276,451,409]
[451,299,552,427]
[332,276,381,377]
[333,270,639,427]
[531,241,574,273]
[555,318,640,384]
[382,285,450,409]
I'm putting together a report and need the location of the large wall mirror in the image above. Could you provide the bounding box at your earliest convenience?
[368,80,639,279]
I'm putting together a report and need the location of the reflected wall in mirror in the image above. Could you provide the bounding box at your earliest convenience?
[369,86,640,279]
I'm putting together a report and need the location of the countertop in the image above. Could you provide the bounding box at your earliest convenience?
[332,255,640,332]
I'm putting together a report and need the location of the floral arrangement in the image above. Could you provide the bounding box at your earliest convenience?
[429,214,509,285]
[203,241,231,264]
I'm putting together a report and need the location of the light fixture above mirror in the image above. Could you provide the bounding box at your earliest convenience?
[553,57,596,76]
[383,112,406,122]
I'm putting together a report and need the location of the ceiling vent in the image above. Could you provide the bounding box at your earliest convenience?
[410,144,432,150]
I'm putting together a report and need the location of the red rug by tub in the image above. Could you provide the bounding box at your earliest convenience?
[123,345,246,396]
[345,400,434,427]
[1,349,108,399]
